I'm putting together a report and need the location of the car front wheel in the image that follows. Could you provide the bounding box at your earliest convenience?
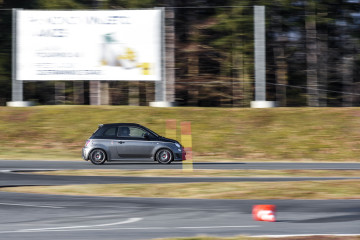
[90,149,107,165]
[156,149,173,164]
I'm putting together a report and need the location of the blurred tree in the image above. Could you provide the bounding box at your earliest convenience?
[266,0,360,107]
[305,0,319,107]
[106,0,157,9]
[207,2,255,107]
[316,1,329,107]
[174,0,257,107]
[174,0,228,106]
[267,0,297,107]
[36,0,85,9]
[0,9,11,105]
[338,5,358,107]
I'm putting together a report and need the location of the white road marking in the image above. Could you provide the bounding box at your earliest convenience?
[176,226,258,229]
[0,224,258,234]
[253,234,360,238]
[0,202,64,209]
[97,225,259,231]
[86,218,143,228]
[0,169,60,173]
[11,218,143,233]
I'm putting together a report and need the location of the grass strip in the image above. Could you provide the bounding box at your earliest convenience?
[33,169,360,178]
[2,180,359,199]
[2,106,360,162]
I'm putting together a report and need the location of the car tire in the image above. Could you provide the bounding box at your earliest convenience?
[156,149,173,164]
[89,149,107,165]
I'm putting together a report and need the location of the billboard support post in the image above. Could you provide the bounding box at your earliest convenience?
[150,7,176,107]
[89,81,100,105]
[251,6,275,108]
[7,8,33,107]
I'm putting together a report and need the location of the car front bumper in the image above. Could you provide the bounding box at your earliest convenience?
[174,147,186,161]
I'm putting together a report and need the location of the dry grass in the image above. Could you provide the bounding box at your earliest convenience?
[34,169,360,178]
[1,106,360,162]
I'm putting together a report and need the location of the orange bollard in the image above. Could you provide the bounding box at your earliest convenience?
[252,205,276,222]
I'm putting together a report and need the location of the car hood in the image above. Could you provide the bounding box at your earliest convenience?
[157,136,178,144]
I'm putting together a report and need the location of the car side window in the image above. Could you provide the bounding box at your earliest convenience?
[117,126,149,138]
[103,127,117,137]
[129,127,147,138]
[118,126,131,137]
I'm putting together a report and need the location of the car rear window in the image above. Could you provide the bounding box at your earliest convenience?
[103,127,117,137]
[92,127,103,137]
[92,125,108,137]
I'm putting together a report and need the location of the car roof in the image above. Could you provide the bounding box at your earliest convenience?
[95,123,160,137]
[99,123,144,128]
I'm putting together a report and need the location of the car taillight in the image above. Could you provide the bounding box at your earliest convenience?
[85,140,91,147]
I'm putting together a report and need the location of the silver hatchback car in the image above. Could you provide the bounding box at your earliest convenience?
[82,123,186,165]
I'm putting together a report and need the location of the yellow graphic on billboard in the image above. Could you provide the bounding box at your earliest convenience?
[101,33,152,75]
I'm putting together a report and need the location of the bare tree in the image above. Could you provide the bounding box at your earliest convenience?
[305,0,319,107]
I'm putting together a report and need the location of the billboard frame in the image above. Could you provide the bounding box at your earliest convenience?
[9,8,175,106]
[15,9,163,82]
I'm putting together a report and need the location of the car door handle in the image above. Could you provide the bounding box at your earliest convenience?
[118,141,125,144]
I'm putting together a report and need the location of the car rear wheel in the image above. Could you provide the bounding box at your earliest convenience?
[156,149,173,164]
[90,149,107,165]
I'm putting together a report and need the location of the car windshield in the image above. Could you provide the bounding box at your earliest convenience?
[142,126,160,137]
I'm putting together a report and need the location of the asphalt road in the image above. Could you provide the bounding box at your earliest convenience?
[0,192,359,239]
[1,171,356,187]
[0,159,359,239]
[1,159,360,170]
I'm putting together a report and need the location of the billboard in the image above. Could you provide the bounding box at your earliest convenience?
[16,9,162,81]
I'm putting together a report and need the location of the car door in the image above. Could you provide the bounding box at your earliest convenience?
[99,126,119,160]
[115,126,158,159]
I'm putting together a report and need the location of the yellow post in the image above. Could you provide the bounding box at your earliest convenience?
[181,121,193,171]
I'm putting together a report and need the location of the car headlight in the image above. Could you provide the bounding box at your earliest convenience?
[175,143,181,148]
